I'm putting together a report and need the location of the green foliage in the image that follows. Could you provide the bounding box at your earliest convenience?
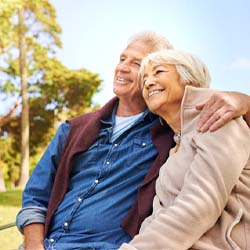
[0,0,102,186]
[0,137,20,187]
[39,57,101,117]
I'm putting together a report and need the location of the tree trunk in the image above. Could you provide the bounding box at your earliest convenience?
[17,7,29,188]
[0,168,6,192]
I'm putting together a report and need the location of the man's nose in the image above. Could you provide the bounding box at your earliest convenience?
[117,61,130,72]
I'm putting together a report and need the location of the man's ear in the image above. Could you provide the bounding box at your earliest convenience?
[137,73,144,91]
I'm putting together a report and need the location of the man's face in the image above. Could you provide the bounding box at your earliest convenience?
[113,40,152,101]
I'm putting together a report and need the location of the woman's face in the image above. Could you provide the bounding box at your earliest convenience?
[142,63,186,116]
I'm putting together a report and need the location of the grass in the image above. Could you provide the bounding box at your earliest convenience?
[0,189,24,250]
[0,189,22,207]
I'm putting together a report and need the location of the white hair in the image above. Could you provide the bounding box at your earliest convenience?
[128,31,174,52]
[140,49,211,88]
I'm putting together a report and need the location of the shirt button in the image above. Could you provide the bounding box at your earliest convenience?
[114,143,118,147]
[106,161,110,165]
[142,142,146,146]
[78,197,82,202]
[94,179,99,184]
[64,222,68,227]
[49,238,54,243]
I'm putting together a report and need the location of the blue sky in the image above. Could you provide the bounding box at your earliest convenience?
[1,0,249,114]
[49,0,250,106]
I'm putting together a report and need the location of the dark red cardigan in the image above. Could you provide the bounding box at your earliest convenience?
[45,97,174,237]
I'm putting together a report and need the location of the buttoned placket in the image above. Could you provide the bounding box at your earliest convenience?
[44,238,56,250]
[60,123,119,235]
[45,108,158,247]
[62,177,100,233]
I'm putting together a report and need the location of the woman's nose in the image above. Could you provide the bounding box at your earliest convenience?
[144,76,156,88]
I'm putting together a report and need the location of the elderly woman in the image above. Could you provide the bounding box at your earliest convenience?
[119,50,250,250]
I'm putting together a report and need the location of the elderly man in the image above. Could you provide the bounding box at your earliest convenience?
[16,31,250,250]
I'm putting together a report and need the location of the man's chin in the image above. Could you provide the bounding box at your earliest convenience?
[113,87,128,97]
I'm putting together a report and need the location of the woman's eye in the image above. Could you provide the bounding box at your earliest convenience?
[155,70,165,74]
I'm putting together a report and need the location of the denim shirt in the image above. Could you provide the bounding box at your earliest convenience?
[17,108,158,250]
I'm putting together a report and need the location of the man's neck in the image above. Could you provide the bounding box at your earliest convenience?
[116,98,147,117]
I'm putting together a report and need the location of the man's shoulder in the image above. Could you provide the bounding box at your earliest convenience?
[68,97,119,127]
[68,110,103,131]
[69,110,97,124]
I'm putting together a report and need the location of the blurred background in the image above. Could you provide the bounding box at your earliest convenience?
[50,0,250,104]
[0,0,249,248]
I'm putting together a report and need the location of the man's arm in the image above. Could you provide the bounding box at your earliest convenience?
[196,91,250,132]
[17,123,70,249]
[23,223,45,250]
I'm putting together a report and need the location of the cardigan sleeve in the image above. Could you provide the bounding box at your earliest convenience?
[119,117,250,250]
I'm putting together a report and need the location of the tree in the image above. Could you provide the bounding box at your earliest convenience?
[0,136,20,190]
[0,102,19,191]
[0,0,62,188]
[18,6,29,187]
[0,0,101,188]
[0,101,19,128]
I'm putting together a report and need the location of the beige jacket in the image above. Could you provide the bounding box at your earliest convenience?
[120,86,250,250]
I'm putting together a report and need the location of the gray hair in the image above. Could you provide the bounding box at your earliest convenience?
[128,31,174,52]
[140,49,211,88]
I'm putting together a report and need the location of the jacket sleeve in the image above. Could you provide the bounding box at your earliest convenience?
[16,122,70,232]
[119,117,250,250]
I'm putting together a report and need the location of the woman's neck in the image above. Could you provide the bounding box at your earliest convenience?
[160,106,181,134]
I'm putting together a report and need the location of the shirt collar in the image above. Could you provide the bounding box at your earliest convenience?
[100,104,157,128]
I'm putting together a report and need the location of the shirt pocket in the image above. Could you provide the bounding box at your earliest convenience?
[126,136,155,170]
[73,141,100,174]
